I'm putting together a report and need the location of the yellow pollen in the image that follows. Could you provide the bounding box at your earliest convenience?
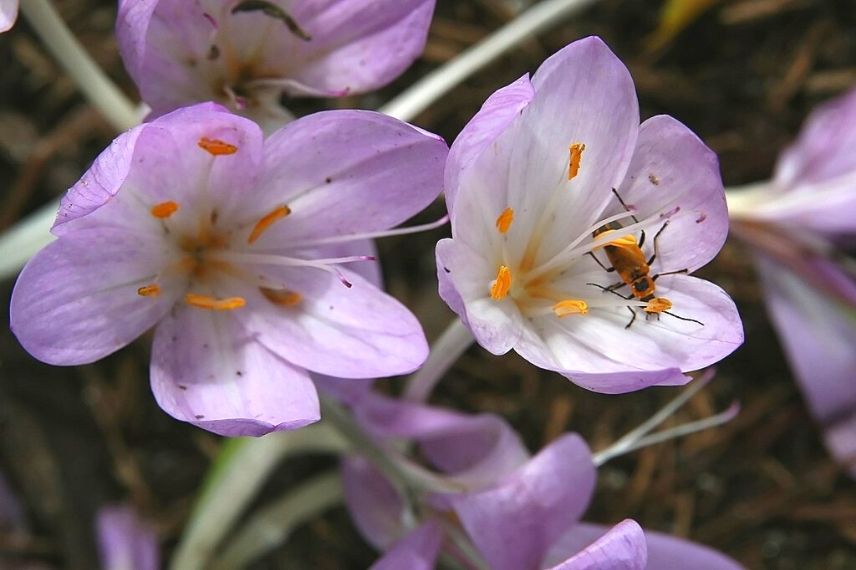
[495,207,514,234]
[260,287,302,306]
[607,234,638,248]
[198,137,238,156]
[137,284,161,297]
[490,265,512,300]
[645,297,672,314]
[568,143,586,180]
[553,299,589,317]
[185,293,247,311]
[248,205,291,244]
[151,201,179,219]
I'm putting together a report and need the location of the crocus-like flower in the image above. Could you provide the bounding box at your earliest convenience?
[117,0,435,127]
[0,0,17,33]
[10,103,447,436]
[437,36,742,393]
[96,505,160,570]
[729,87,856,477]
[326,387,741,570]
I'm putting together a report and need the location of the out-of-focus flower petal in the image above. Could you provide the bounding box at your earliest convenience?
[252,110,446,246]
[231,268,428,378]
[615,115,727,272]
[283,0,436,96]
[151,303,320,436]
[545,522,741,570]
[451,434,596,570]
[445,74,534,212]
[10,228,179,365]
[758,255,856,477]
[342,456,409,551]
[96,505,160,570]
[0,0,18,33]
[350,391,530,485]
[544,519,647,570]
[117,0,435,117]
[369,521,443,570]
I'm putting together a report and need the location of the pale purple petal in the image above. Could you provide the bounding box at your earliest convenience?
[548,522,741,570]
[758,256,856,476]
[435,237,521,355]
[451,37,639,261]
[444,74,534,212]
[229,268,428,378]
[451,434,596,570]
[545,520,647,570]
[151,303,320,437]
[775,87,856,190]
[248,110,447,246]
[0,0,18,33]
[10,228,178,366]
[350,392,529,484]
[342,456,408,550]
[118,0,435,115]
[369,521,443,570]
[615,115,727,272]
[283,0,436,96]
[55,103,263,236]
[53,126,145,234]
[96,505,160,570]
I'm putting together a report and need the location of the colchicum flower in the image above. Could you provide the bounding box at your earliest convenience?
[117,0,435,127]
[730,87,856,477]
[10,103,447,436]
[326,386,741,570]
[0,0,17,33]
[437,36,742,393]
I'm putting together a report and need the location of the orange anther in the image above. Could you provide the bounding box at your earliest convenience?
[137,284,161,297]
[553,299,589,317]
[185,293,246,311]
[248,205,291,244]
[151,201,179,219]
[495,207,514,234]
[260,287,302,306]
[198,137,238,156]
[569,142,586,180]
[490,265,512,300]
[645,297,672,314]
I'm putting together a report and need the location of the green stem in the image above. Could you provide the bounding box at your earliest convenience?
[169,425,349,570]
[213,472,344,569]
[403,318,474,402]
[21,0,138,131]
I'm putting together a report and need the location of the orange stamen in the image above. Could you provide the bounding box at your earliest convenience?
[553,299,589,317]
[569,142,586,180]
[490,265,512,300]
[645,297,672,314]
[495,207,514,234]
[198,137,238,156]
[137,284,161,297]
[248,205,291,244]
[151,201,179,219]
[185,293,246,311]
[260,287,302,306]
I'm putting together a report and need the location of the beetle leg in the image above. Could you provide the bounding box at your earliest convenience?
[647,221,670,265]
[625,307,637,328]
[586,251,615,272]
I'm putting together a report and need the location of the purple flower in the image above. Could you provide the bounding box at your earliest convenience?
[437,36,742,394]
[332,388,740,570]
[0,0,17,32]
[730,87,856,477]
[117,0,435,126]
[96,505,160,570]
[10,103,447,436]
